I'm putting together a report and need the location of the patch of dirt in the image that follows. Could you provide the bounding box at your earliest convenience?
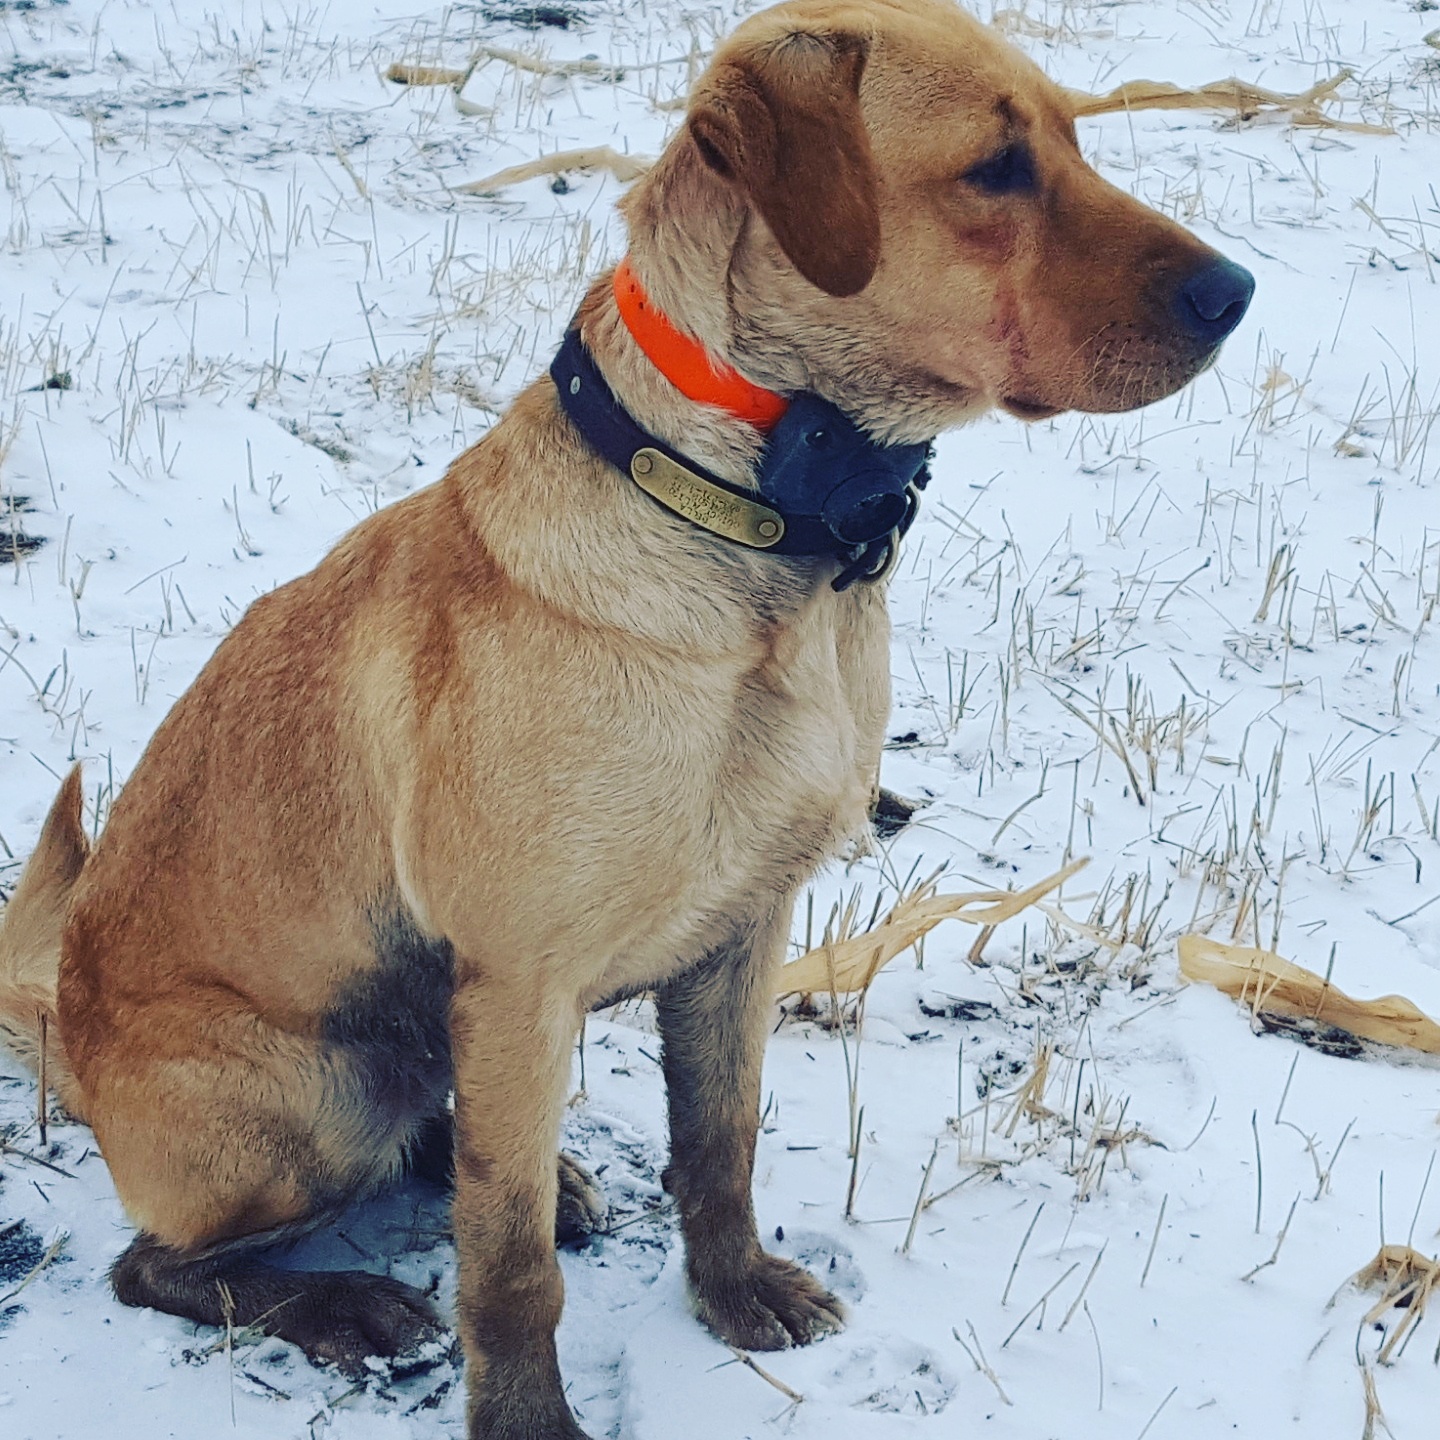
[0,1219,45,1287]
[1,495,44,562]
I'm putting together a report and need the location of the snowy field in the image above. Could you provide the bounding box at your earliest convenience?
[3,0,1440,1436]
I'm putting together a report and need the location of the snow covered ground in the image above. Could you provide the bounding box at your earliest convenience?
[3,0,1440,1435]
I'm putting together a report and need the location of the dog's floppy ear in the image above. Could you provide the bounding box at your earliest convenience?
[687,30,880,298]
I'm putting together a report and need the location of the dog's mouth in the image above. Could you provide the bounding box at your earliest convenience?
[1000,395,1064,422]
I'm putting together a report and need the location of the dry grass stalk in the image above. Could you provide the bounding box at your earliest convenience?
[725,1345,804,1404]
[1058,1244,1106,1332]
[776,857,1088,996]
[844,1105,864,1221]
[1241,1193,1301,1283]
[1000,1043,1056,1138]
[901,1141,939,1255]
[1073,1094,1151,1203]
[1001,1262,1080,1348]
[1178,935,1440,1055]
[1048,690,1148,803]
[991,7,1100,44]
[1136,1386,1179,1439]
[921,1162,995,1213]
[1001,1202,1044,1306]
[1140,1194,1167,1287]
[1064,72,1392,135]
[953,1322,1012,1406]
[1034,902,1125,955]
[967,923,996,964]
[0,1229,68,1306]
[306,1380,369,1427]
[0,1135,75,1177]
[455,147,655,197]
[330,132,370,201]
[36,1009,47,1147]
[221,1279,238,1425]
[185,1294,295,1361]
[1360,1361,1391,1440]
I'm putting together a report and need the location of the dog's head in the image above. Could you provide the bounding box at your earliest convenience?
[624,0,1252,443]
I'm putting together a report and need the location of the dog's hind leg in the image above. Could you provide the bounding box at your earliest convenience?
[111,1232,444,1377]
[656,901,845,1351]
[94,1051,448,1375]
[555,1151,606,1245]
[73,989,449,1375]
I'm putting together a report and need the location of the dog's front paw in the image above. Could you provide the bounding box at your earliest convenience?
[692,1250,845,1351]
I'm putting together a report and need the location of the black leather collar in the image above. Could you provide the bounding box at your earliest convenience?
[550,328,931,591]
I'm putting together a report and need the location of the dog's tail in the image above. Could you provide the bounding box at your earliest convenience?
[0,766,89,1113]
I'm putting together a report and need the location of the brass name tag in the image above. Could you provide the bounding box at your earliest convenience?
[630,448,785,550]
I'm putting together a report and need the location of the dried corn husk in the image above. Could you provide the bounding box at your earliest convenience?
[1342,1245,1440,1365]
[385,62,469,87]
[1063,71,1392,134]
[776,858,1088,997]
[1177,935,1440,1055]
[454,146,654,196]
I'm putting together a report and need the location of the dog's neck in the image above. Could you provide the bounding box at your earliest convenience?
[611,257,789,434]
[559,268,931,593]
[573,287,772,496]
[465,273,830,652]
[574,146,787,492]
[460,147,910,643]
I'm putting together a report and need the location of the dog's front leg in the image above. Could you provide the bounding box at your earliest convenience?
[656,905,845,1351]
[451,980,588,1440]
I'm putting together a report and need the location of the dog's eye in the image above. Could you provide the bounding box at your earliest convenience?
[963,143,1036,195]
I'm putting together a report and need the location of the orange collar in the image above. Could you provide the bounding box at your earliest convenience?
[612,258,789,433]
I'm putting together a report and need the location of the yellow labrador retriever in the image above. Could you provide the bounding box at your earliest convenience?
[0,1,1251,1434]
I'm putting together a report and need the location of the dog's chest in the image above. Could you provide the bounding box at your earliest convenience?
[581,592,890,991]
[397,581,890,992]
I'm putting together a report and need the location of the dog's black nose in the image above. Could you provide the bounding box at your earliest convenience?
[1175,257,1255,345]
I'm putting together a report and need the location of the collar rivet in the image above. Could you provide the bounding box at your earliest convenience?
[633,453,653,475]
